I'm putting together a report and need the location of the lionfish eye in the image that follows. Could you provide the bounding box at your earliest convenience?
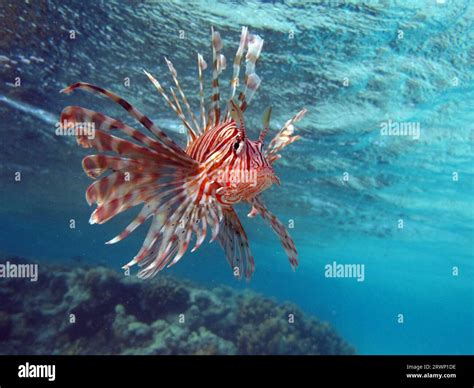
[233,141,240,151]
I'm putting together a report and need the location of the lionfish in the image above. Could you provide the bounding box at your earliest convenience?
[60,26,306,280]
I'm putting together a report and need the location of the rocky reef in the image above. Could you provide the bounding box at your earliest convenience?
[0,257,355,355]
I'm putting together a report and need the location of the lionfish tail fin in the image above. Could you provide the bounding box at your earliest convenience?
[250,196,298,270]
[266,108,307,164]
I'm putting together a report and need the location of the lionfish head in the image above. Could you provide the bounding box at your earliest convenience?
[215,103,279,204]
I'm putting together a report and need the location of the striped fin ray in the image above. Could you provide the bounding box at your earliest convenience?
[60,106,192,169]
[230,26,249,100]
[89,185,158,225]
[119,188,192,275]
[135,197,191,276]
[227,99,245,132]
[266,108,307,164]
[169,86,197,145]
[105,176,197,247]
[207,199,223,242]
[196,54,208,132]
[209,26,226,128]
[77,129,164,162]
[224,26,249,121]
[61,107,158,150]
[218,207,255,280]
[85,171,159,207]
[191,206,207,252]
[164,57,201,135]
[258,106,272,143]
[240,33,263,112]
[60,81,218,277]
[236,90,248,117]
[82,155,154,179]
[60,82,185,156]
[106,200,158,245]
[250,195,298,270]
[158,198,198,270]
[143,69,197,145]
[158,190,222,267]
[136,202,220,279]
[118,170,223,279]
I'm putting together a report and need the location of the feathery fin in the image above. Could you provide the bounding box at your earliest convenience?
[266,108,307,164]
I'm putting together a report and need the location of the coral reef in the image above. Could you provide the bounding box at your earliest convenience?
[0,257,355,355]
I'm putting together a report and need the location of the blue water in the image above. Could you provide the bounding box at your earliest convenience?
[0,0,473,355]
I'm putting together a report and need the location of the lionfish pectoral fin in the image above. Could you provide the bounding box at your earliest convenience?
[60,83,218,279]
[250,196,298,270]
[218,207,255,280]
[130,172,222,279]
[132,168,227,279]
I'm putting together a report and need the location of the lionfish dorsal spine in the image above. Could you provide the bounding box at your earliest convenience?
[143,67,197,148]
[259,106,272,143]
[61,82,184,156]
[209,26,223,127]
[197,53,207,132]
[169,85,197,146]
[228,99,245,133]
[142,70,191,135]
[164,57,201,136]
[240,33,263,109]
[143,27,265,141]
[230,26,249,100]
